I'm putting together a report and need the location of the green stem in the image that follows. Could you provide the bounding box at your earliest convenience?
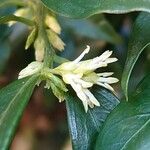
[0,0,26,8]
[0,15,35,26]
[36,2,55,68]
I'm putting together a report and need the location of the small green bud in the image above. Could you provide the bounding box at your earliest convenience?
[44,73,68,102]
[50,82,66,102]
[47,73,68,92]
[25,28,37,50]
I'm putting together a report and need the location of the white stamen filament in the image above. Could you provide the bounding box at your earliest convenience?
[73,45,90,63]
[97,72,114,77]
[83,89,100,107]
[104,83,115,92]
[89,62,108,70]
[98,50,112,61]
[105,58,118,63]
[75,78,93,88]
[71,82,89,112]
[96,82,114,92]
[98,77,119,84]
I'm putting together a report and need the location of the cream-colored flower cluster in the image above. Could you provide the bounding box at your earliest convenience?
[18,46,118,112]
[53,45,119,112]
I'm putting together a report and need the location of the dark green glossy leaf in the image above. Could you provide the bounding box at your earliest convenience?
[95,74,150,150]
[59,16,122,44]
[0,75,39,150]
[41,0,150,18]
[121,12,150,100]
[66,86,119,150]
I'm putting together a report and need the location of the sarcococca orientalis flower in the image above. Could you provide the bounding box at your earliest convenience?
[18,46,118,112]
[54,45,119,112]
[18,61,43,79]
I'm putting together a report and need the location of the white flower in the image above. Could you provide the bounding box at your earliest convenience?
[96,72,119,92]
[18,61,43,79]
[63,73,100,112]
[73,47,118,74]
[54,45,119,112]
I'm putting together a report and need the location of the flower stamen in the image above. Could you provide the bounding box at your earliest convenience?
[73,45,90,63]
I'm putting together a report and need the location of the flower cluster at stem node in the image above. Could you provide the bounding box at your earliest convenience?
[53,45,119,112]
[18,45,119,112]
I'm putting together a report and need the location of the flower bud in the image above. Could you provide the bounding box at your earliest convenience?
[25,28,37,50]
[18,61,43,79]
[45,15,61,34]
[49,82,66,102]
[47,29,65,51]
[34,35,45,61]
[44,73,68,102]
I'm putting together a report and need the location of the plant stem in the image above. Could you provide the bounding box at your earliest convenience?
[0,0,26,8]
[0,15,35,26]
[35,1,55,68]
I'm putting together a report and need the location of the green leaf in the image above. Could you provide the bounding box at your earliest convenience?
[121,12,150,100]
[66,86,119,150]
[59,16,122,44]
[0,75,39,150]
[41,0,150,18]
[95,74,150,150]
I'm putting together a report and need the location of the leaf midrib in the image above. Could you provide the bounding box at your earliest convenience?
[120,117,150,150]
[124,42,150,100]
[0,76,37,126]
